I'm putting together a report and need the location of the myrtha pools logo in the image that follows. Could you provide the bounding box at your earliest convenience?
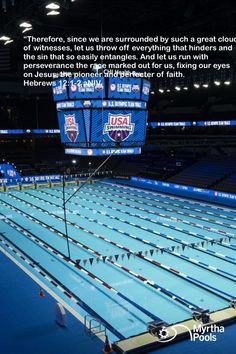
[154,324,224,343]
[64,114,79,142]
[103,113,135,142]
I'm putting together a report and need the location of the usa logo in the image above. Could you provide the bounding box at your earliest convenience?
[103,113,135,142]
[64,114,79,142]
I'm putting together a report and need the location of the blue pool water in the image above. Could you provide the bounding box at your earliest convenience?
[0,180,235,342]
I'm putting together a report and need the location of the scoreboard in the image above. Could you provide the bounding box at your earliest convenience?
[69,77,105,99]
[53,77,150,102]
[108,78,141,100]
[52,77,150,155]
[57,109,147,146]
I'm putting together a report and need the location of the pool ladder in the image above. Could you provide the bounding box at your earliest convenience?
[84,315,107,338]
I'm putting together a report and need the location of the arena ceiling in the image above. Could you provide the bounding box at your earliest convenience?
[1,0,236,39]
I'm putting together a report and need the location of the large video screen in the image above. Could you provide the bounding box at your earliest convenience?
[108,78,142,100]
[69,77,105,99]
[57,109,147,147]
[91,109,147,147]
[52,77,151,102]
[57,110,90,144]
[54,77,149,153]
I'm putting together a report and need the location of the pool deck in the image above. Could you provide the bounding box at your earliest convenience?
[0,250,104,354]
[113,307,236,353]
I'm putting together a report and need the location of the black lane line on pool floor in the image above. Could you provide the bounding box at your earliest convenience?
[3,191,234,306]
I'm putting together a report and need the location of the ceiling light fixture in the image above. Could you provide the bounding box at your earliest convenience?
[46,2,60,10]
[47,10,60,15]
[19,21,32,28]
[4,39,14,45]
[22,27,32,33]
[0,35,10,41]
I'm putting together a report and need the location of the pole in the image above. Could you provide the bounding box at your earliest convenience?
[62,172,71,259]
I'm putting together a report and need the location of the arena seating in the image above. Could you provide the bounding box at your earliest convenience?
[167,155,236,188]
[213,172,236,193]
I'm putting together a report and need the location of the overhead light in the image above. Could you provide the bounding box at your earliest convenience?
[158,89,164,93]
[194,83,200,88]
[183,87,188,90]
[166,89,170,92]
[19,21,32,28]
[224,81,231,85]
[4,39,14,45]
[0,36,10,41]
[202,84,209,88]
[150,91,155,95]
[47,10,60,15]
[72,159,77,164]
[46,2,60,10]
[22,27,32,33]
[175,86,181,91]
[214,81,221,86]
